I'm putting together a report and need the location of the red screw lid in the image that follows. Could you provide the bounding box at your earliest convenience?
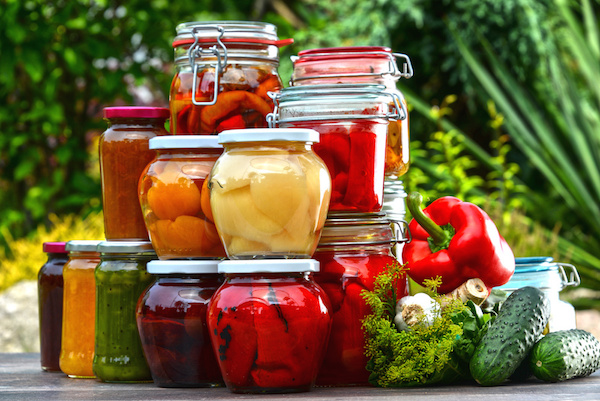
[103,106,170,120]
[43,242,67,254]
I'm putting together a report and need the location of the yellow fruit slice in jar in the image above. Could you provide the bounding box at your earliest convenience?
[146,162,202,221]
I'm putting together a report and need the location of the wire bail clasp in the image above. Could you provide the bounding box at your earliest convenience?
[188,25,228,106]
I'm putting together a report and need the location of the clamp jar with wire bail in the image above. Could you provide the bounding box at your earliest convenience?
[268,83,406,214]
[312,213,409,386]
[496,257,581,332]
[289,46,413,180]
[169,21,292,134]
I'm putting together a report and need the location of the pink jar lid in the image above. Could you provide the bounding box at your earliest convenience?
[103,106,170,120]
[43,242,67,254]
[296,46,392,60]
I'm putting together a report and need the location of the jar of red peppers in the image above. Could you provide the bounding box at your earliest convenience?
[312,213,409,386]
[136,260,224,387]
[290,46,413,179]
[100,106,170,241]
[208,259,332,393]
[209,128,331,259]
[139,135,226,259]
[268,84,405,214]
[38,242,69,372]
[170,21,291,134]
[60,240,101,378]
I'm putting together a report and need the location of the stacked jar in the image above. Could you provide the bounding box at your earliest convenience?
[267,48,414,386]
[206,128,333,393]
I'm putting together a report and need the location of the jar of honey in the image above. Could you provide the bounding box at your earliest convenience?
[139,135,225,259]
[209,128,331,259]
[38,242,68,372]
[290,46,413,179]
[136,260,224,387]
[59,240,101,378]
[207,259,331,393]
[100,106,170,241]
[93,241,156,383]
[313,213,408,386]
[170,21,291,134]
[268,84,405,214]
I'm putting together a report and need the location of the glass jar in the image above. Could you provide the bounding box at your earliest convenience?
[38,242,69,372]
[139,135,226,259]
[268,84,405,213]
[209,128,331,259]
[170,21,291,134]
[100,106,170,241]
[496,257,580,332]
[59,240,101,378]
[313,213,408,386]
[93,241,157,383]
[289,46,413,179]
[136,260,224,387]
[207,259,331,393]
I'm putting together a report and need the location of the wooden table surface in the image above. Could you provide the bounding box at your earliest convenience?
[1,353,599,400]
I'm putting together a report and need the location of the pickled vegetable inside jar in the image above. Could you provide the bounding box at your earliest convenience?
[170,21,291,134]
[290,46,413,179]
[139,135,226,259]
[208,259,332,393]
[137,260,224,387]
[313,214,408,386]
[59,240,101,379]
[93,241,156,383]
[210,128,331,259]
[100,106,170,240]
[38,242,68,372]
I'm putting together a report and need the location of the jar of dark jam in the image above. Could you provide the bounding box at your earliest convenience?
[136,260,224,387]
[312,213,409,386]
[38,242,69,372]
[170,21,291,134]
[100,106,170,241]
[268,84,405,213]
[93,241,156,383]
[208,259,332,393]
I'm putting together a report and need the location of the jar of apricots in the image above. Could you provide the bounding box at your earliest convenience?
[138,136,226,259]
[170,21,292,134]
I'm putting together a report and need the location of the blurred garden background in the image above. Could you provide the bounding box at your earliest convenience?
[1,0,599,347]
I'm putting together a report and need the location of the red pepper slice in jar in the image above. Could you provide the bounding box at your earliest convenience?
[199,91,273,133]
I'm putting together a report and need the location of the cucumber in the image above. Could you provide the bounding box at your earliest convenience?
[469,286,550,386]
[531,329,600,382]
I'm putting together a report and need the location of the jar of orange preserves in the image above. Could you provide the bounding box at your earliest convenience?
[100,106,170,241]
[139,135,226,259]
[59,240,101,378]
[169,21,291,134]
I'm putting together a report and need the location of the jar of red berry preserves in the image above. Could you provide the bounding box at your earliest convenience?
[170,21,292,134]
[136,260,224,387]
[290,46,413,180]
[312,213,409,386]
[208,259,331,393]
[268,84,405,214]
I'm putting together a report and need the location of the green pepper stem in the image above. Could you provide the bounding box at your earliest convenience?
[407,192,453,250]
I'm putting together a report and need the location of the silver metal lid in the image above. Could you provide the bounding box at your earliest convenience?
[65,240,102,253]
[97,241,156,255]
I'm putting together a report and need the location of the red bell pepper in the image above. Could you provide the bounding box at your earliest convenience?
[402,192,515,294]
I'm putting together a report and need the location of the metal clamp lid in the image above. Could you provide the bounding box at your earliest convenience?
[557,263,581,287]
[188,25,227,106]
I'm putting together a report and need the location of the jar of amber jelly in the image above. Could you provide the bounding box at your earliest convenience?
[209,128,331,259]
[59,240,101,378]
[268,84,405,213]
[139,135,225,259]
[208,259,331,393]
[38,242,69,372]
[136,260,224,387]
[290,46,413,180]
[170,21,292,134]
[93,241,157,383]
[100,106,170,241]
[312,213,409,386]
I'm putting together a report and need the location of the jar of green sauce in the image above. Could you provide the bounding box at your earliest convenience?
[92,241,157,383]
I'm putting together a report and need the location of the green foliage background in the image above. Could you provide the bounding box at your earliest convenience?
[1,0,599,303]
